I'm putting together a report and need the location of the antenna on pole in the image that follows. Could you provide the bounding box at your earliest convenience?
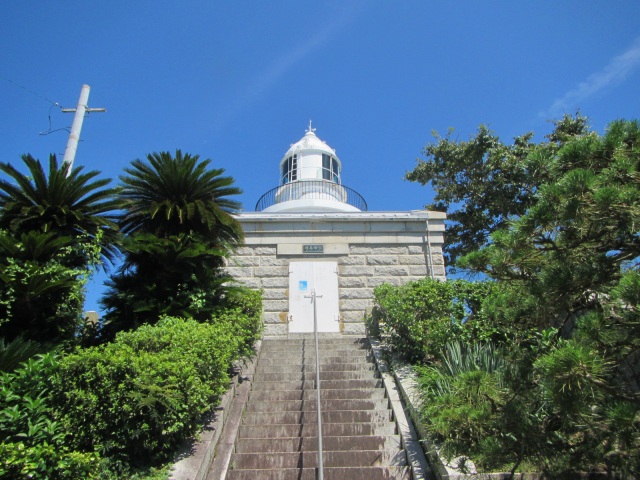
[61,84,106,175]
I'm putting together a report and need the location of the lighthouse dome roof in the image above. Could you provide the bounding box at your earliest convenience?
[256,124,367,213]
[283,128,337,159]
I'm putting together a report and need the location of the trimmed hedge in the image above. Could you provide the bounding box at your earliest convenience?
[213,286,263,356]
[53,317,242,464]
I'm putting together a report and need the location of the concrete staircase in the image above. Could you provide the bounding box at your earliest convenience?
[224,335,411,480]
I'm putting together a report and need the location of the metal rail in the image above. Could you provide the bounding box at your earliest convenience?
[255,180,367,212]
[305,288,324,480]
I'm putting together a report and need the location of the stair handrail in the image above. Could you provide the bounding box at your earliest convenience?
[306,288,324,480]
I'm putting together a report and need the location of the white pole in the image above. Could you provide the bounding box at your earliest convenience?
[61,84,90,172]
[61,84,106,175]
[305,288,324,480]
[313,288,324,480]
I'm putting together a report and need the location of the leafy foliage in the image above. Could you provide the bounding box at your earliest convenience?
[0,153,117,345]
[102,150,245,334]
[53,317,243,465]
[0,353,101,479]
[0,230,101,343]
[418,342,511,468]
[406,114,590,267]
[212,287,263,355]
[0,147,259,477]
[372,278,506,363]
[1,311,260,477]
[101,233,233,333]
[396,117,640,477]
[0,337,43,373]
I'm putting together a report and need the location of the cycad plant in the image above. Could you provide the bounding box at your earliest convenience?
[418,341,512,468]
[118,150,243,246]
[0,336,43,372]
[102,151,244,334]
[0,154,121,265]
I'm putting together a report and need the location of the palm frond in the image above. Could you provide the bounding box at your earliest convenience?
[0,154,121,265]
[118,149,243,244]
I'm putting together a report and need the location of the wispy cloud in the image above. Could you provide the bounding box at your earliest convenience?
[212,3,364,133]
[540,37,640,118]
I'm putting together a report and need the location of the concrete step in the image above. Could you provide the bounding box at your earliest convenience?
[238,421,397,439]
[257,355,374,366]
[273,333,364,339]
[261,344,370,352]
[261,342,371,352]
[248,387,387,402]
[257,362,378,373]
[241,409,393,425]
[250,379,383,391]
[234,434,402,453]
[254,370,378,382]
[212,335,414,480]
[261,337,368,345]
[230,449,407,469]
[260,344,371,352]
[258,353,373,363]
[225,466,410,480]
[244,398,389,413]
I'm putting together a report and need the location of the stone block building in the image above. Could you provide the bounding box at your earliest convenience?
[228,126,445,336]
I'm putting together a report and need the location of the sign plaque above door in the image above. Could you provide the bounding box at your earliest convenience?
[276,243,349,256]
[302,244,324,254]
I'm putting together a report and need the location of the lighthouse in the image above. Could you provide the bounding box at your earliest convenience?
[228,126,446,336]
[257,124,366,213]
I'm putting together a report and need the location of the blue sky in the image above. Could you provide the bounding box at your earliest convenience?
[2,1,639,313]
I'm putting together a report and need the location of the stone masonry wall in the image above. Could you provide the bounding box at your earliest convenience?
[228,241,445,337]
[338,243,445,333]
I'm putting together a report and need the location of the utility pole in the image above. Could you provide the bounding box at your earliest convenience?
[61,84,106,174]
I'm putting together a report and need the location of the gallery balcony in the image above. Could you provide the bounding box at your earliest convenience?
[255,180,368,213]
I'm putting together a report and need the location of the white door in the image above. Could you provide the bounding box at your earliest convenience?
[288,262,340,333]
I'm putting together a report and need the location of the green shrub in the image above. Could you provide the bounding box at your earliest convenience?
[218,286,262,320]
[0,353,101,479]
[0,442,99,480]
[0,231,102,346]
[373,278,542,363]
[53,317,242,464]
[374,279,457,362]
[418,342,515,470]
[213,287,263,355]
[373,279,495,362]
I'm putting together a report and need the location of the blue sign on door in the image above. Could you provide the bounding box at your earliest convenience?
[299,280,308,292]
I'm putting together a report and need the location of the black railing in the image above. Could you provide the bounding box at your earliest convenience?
[255,180,367,212]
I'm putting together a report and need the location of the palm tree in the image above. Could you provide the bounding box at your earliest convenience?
[101,151,244,334]
[0,154,121,263]
[118,150,243,247]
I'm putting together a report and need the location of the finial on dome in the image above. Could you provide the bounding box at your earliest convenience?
[306,119,316,135]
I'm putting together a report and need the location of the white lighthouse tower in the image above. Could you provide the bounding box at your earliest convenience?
[258,124,365,213]
[229,125,446,336]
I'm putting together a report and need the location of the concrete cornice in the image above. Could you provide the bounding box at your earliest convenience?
[234,210,446,222]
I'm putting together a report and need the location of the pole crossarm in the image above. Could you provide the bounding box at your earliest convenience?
[61,107,106,113]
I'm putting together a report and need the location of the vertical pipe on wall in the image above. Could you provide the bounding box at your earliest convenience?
[425,214,435,280]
